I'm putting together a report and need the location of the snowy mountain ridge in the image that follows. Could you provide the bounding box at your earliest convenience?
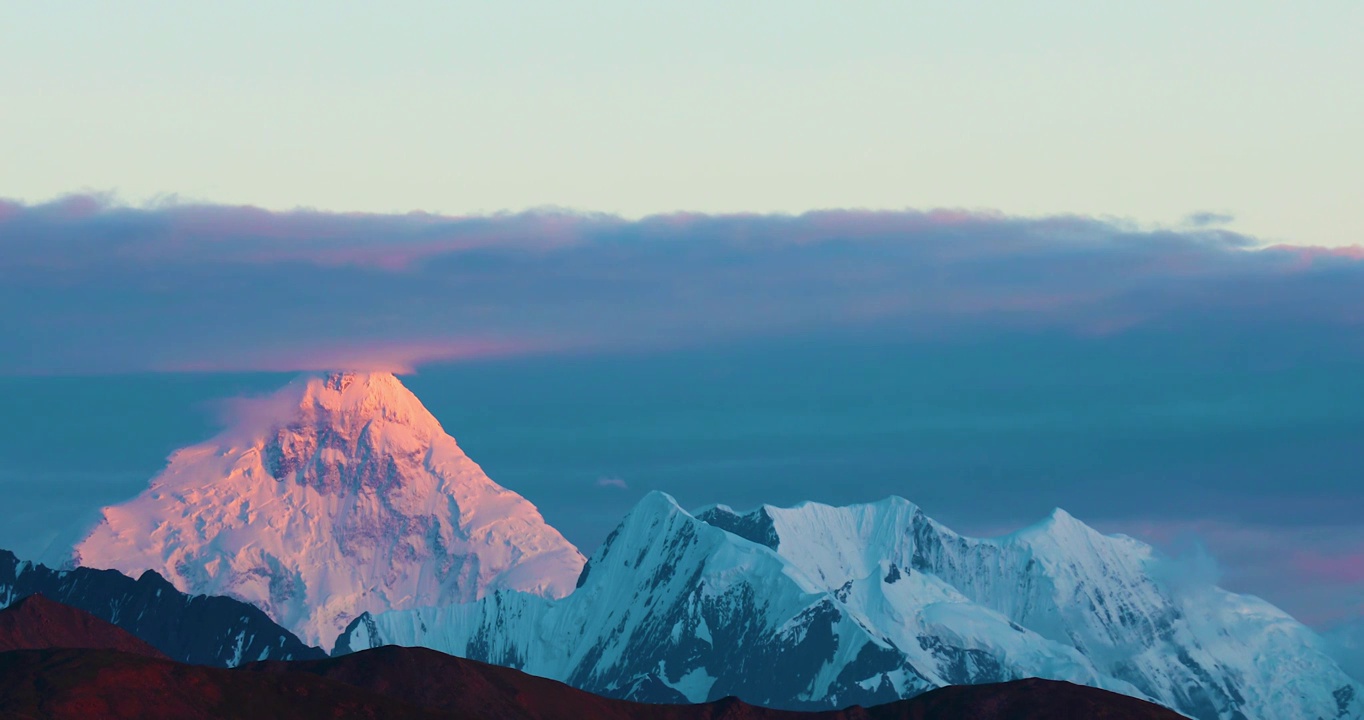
[71,371,586,649]
[340,491,1362,720]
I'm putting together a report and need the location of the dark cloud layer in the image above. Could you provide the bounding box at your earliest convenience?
[4,196,1362,374]
[2,196,1362,626]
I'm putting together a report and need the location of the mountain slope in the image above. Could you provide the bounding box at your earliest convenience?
[0,594,165,658]
[341,492,1362,720]
[0,548,321,665]
[0,643,1187,720]
[871,677,1188,720]
[1326,620,1364,686]
[72,371,585,649]
[0,649,449,720]
[246,645,1187,720]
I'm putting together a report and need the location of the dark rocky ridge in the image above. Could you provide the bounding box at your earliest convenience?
[0,594,1189,719]
[258,645,1190,719]
[0,649,447,720]
[0,645,1188,720]
[696,506,781,550]
[0,549,324,666]
[0,593,166,658]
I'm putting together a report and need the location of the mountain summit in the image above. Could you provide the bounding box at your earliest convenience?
[341,491,1362,720]
[72,371,585,649]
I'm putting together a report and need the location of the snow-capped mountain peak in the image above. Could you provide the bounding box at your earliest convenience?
[258,371,449,494]
[1009,507,1100,544]
[72,370,585,650]
[298,370,442,431]
[341,492,1362,720]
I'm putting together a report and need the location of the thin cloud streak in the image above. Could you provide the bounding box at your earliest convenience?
[2,195,1362,375]
[1295,552,1364,585]
[1103,518,1364,626]
[162,339,543,375]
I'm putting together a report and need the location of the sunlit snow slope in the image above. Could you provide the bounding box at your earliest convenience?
[73,371,585,649]
[342,492,1362,720]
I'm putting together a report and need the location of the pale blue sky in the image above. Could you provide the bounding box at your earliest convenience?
[2,1,1360,246]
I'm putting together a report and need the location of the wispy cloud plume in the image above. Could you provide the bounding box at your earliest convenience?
[1295,551,1364,585]
[2,195,1362,374]
[1105,518,1364,627]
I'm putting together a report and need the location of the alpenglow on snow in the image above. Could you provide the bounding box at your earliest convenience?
[339,492,1363,720]
[72,371,586,649]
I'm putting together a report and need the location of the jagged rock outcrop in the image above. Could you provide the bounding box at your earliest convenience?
[0,549,321,665]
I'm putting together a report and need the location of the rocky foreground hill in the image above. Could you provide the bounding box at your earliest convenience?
[0,596,1185,720]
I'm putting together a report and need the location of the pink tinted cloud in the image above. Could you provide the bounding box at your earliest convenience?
[155,209,602,270]
[1294,552,1364,585]
[1097,517,1364,626]
[159,338,548,374]
[1263,244,1364,271]
[44,194,108,219]
[1,195,613,272]
[5,195,1364,375]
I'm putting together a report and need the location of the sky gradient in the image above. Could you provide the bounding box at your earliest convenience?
[2,2,1362,247]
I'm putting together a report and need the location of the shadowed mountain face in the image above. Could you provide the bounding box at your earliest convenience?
[242,645,809,720]
[0,549,323,666]
[0,647,1186,720]
[338,492,1362,720]
[0,594,165,658]
[0,596,1188,720]
[871,679,1192,720]
[0,649,450,720]
[243,646,1189,720]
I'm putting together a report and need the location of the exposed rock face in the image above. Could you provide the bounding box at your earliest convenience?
[72,371,585,649]
[340,492,1363,720]
[0,549,320,665]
